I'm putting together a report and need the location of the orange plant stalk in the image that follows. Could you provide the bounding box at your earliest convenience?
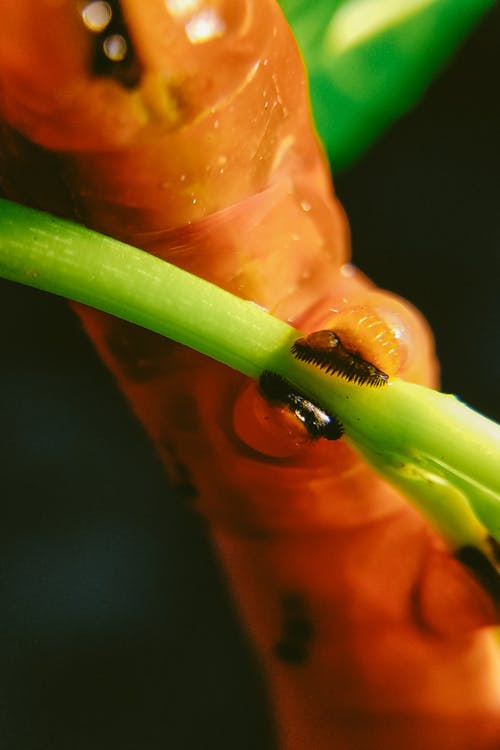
[0,1,499,747]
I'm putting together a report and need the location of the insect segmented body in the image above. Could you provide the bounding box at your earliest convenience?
[259,370,344,440]
[292,330,389,387]
[1,2,499,749]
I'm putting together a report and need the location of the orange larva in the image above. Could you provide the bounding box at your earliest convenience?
[326,305,401,377]
[291,305,402,387]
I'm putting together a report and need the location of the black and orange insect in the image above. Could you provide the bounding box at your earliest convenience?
[258,371,344,441]
[292,330,389,387]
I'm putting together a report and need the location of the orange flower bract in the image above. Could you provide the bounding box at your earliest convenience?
[0,1,498,747]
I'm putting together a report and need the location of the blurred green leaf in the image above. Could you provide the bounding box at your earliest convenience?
[279,0,497,171]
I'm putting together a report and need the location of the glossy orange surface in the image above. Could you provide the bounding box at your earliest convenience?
[0,1,498,747]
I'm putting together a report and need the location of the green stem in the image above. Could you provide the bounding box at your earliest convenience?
[0,199,295,377]
[1,198,499,550]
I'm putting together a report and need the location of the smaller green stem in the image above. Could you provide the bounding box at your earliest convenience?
[1,199,499,551]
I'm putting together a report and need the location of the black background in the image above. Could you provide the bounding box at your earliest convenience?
[0,5,498,748]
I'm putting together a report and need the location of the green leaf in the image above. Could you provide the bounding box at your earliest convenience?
[279,0,497,170]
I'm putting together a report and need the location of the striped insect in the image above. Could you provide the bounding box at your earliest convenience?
[291,330,389,387]
[1,2,499,749]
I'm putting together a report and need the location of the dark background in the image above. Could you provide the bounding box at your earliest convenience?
[0,5,498,749]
